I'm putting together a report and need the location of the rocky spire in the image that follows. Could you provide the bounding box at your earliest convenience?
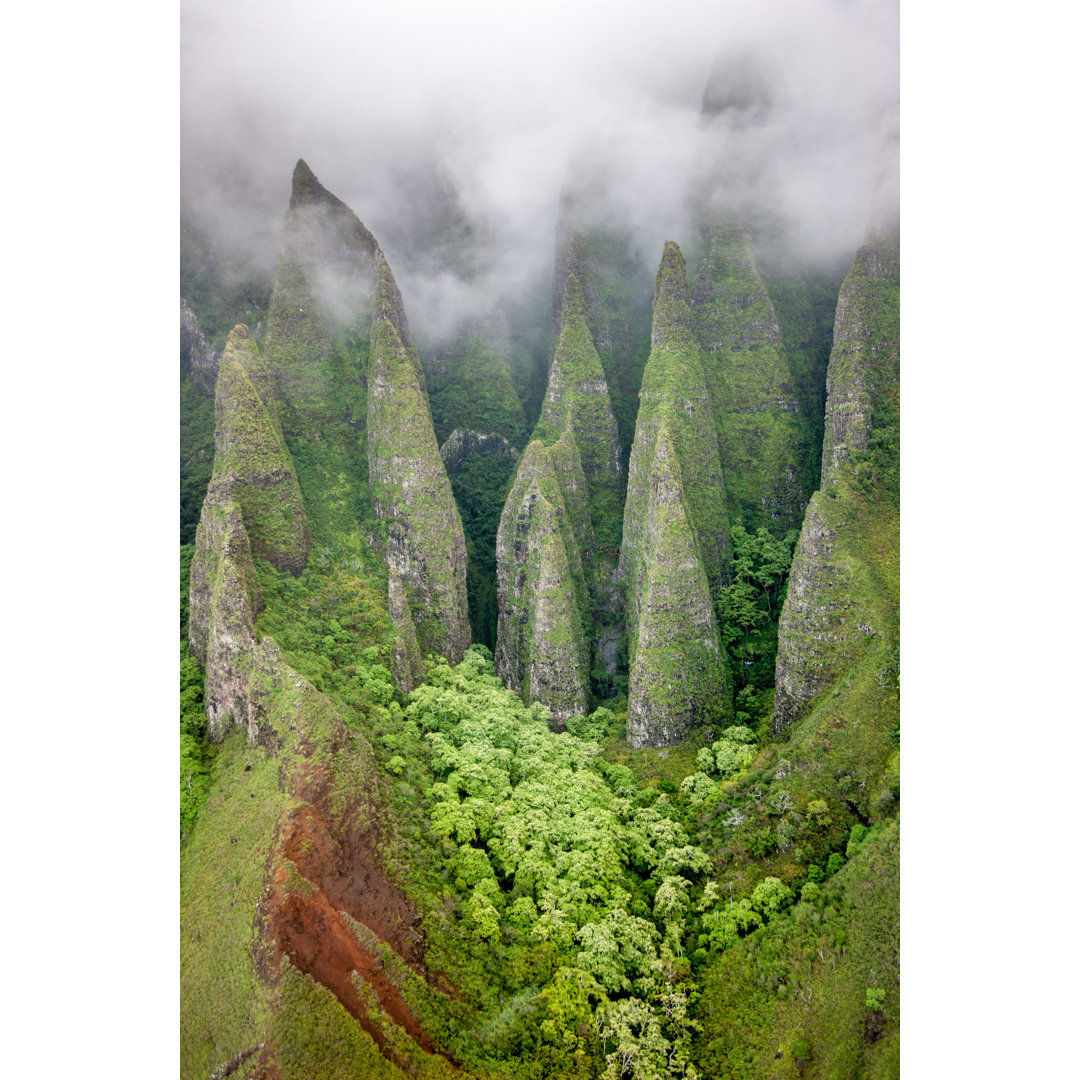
[820,229,900,484]
[536,271,623,482]
[627,424,730,747]
[620,241,730,623]
[772,227,899,733]
[494,439,591,723]
[367,255,471,666]
[690,220,815,533]
[180,297,220,396]
[206,325,311,575]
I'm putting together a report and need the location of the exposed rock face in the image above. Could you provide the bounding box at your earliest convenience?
[387,565,424,693]
[263,160,379,424]
[621,241,730,618]
[772,227,900,733]
[690,222,815,533]
[820,230,901,482]
[260,160,469,674]
[627,425,728,747]
[494,439,590,722]
[439,428,519,476]
[188,495,264,739]
[536,271,623,482]
[180,297,220,395]
[208,325,311,575]
[618,243,735,746]
[551,229,654,458]
[368,252,471,666]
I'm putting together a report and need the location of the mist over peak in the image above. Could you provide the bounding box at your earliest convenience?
[181,0,898,346]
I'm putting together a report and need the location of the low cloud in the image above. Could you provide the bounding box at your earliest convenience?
[182,0,898,343]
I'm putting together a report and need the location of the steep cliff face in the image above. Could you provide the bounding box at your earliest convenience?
[258,160,469,674]
[691,222,815,533]
[536,271,623,484]
[188,494,264,739]
[208,325,312,575]
[494,439,590,721]
[627,425,730,747]
[367,253,471,667]
[772,227,899,733]
[551,229,654,459]
[180,297,221,395]
[820,230,901,481]
[621,241,730,620]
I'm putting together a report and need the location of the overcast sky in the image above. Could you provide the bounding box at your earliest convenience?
[181,0,898,340]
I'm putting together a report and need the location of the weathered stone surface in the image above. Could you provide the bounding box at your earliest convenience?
[620,241,730,627]
[439,428,519,476]
[772,227,900,733]
[536,271,623,482]
[180,297,220,396]
[494,439,590,721]
[260,160,469,675]
[387,565,424,693]
[188,493,263,740]
[820,230,900,483]
[209,325,311,575]
[690,221,815,533]
[627,425,730,747]
[263,160,379,424]
[368,256,470,666]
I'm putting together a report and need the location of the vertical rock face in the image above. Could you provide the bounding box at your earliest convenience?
[188,494,264,739]
[180,297,220,395]
[820,230,900,482]
[536,272,623,482]
[620,241,730,619]
[367,253,471,666]
[494,439,590,722]
[619,242,735,745]
[551,228,654,459]
[259,160,469,674]
[772,227,900,733]
[210,325,312,575]
[627,425,729,748]
[263,160,380,424]
[691,222,815,533]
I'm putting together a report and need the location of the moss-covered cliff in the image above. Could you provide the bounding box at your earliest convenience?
[691,222,817,534]
[367,253,471,667]
[772,227,899,734]
[259,160,469,673]
[494,438,591,721]
[621,241,731,618]
[626,424,731,747]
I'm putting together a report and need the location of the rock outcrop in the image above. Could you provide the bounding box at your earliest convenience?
[820,230,901,481]
[368,252,471,666]
[691,221,814,533]
[772,226,900,733]
[206,325,311,575]
[180,297,220,395]
[535,271,623,484]
[619,243,734,745]
[494,438,591,723]
[620,241,730,617]
[626,425,728,747]
[261,160,469,674]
